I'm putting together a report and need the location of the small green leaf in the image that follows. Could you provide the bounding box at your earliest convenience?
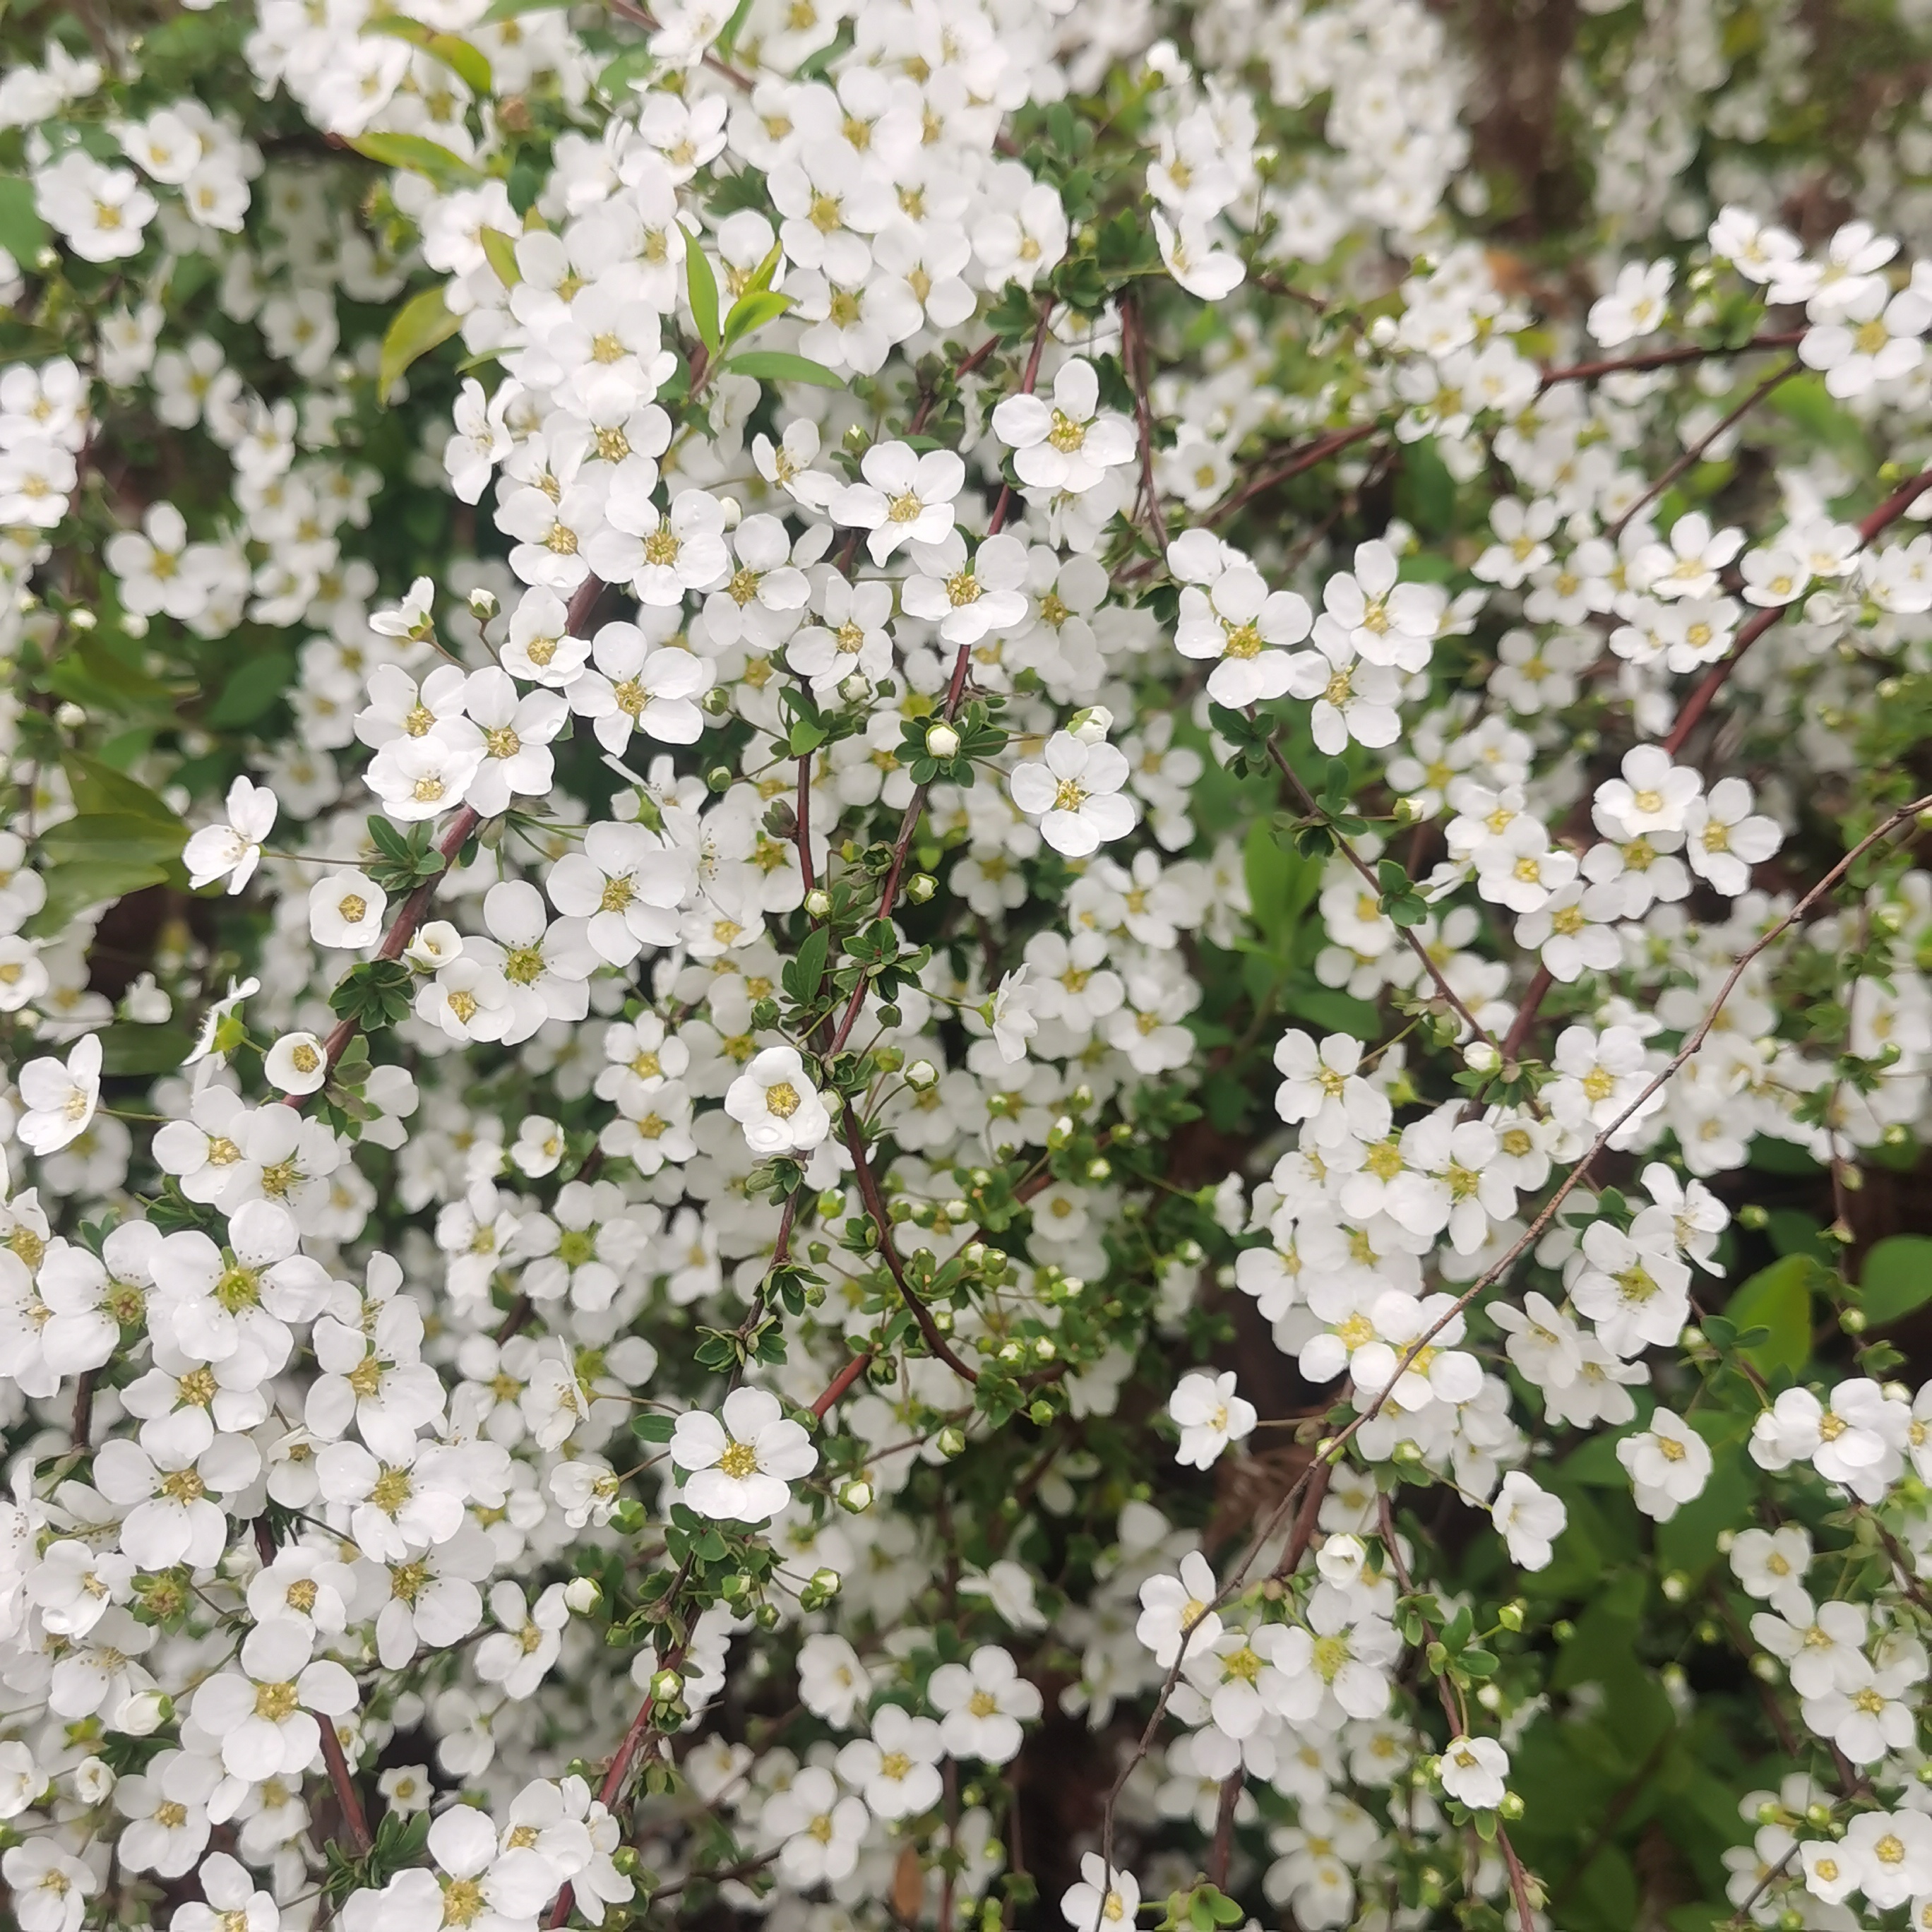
[631,1412,675,1443]
[347,132,484,191]
[379,287,462,398]
[721,288,794,347]
[686,244,721,354]
[479,228,522,288]
[364,18,494,92]
[726,350,846,389]
[0,177,48,266]
[479,0,561,18]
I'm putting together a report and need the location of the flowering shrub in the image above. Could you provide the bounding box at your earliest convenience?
[8,0,1932,1928]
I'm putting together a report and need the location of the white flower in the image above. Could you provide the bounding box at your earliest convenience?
[929,1645,1042,1764]
[765,1765,869,1885]
[671,1387,818,1522]
[1009,731,1137,857]
[1168,1369,1257,1469]
[724,1046,830,1155]
[835,1703,943,1818]
[831,442,965,566]
[1136,1551,1223,1666]
[1438,1734,1509,1811]
[1683,777,1782,897]
[1616,1408,1712,1520]
[183,774,277,893]
[18,1033,102,1156]
[1061,1856,1140,1931]
[1799,282,1931,398]
[187,1618,359,1783]
[992,359,1137,495]
[309,871,386,948]
[1489,1471,1566,1570]
[988,966,1042,1064]
[264,1031,330,1097]
[1273,1029,1391,1145]
[1587,259,1672,346]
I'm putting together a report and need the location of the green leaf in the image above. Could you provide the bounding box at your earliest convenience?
[0,177,47,266]
[479,227,522,288]
[725,350,846,389]
[347,132,484,191]
[686,243,721,354]
[98,1024,193,1077]
[479,0,561,18]
[1723,1254,1813,1377]
[379,287,462,398]
[60,754,184,830]
[721,288,794,347]
[364,18,493,92]
[631,1412,675,1443]
[1862,1234,1932,1327]
[26,858,168,936]
[204,651,294,727]
[40,811,187,866]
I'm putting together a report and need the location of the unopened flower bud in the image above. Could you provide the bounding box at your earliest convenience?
[650,1668,684,1704]
[905,1058,938,1090]
[838,1478,874,1513]
[718,494,743,530]
[804,888,832,919]
[54,701,86,730]
[1066,705,1113,743]
[838,672,871,705]
[905,872,936,903]
[564,1577,600,1614]
[111,1691,170,1736]
[1464,1042,1500,1073]
[937,1425,967,1458]
[468,587,499,621]
[926,722,961,760]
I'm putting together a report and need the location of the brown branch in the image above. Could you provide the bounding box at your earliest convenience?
[1120,292,1169,551]
[1536,328,1805,390]
[840,1113,980,1384]
[317,1712,372,1858]
[811,1349,873,1420]
[1208,423,1377,530]
[1607,357,1803,542]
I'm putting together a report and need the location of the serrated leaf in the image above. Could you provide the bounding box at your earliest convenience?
[364,18,493,93]
[479,227,521,288]
[686,243,721,354]
[347,131,484,191]
[726,350,846,389]
[379,287,461,398]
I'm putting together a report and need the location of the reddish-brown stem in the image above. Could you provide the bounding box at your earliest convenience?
[1120,292,1168,550]
[1607,356,1803,542]
[840,1113,980,1384]
[1536,328,1804,390]
[1208,422,1377,530]
[318,1714,372,1858]
[811,1349,872,1419]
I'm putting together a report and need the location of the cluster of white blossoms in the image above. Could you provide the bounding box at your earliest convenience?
[7,0,1932,1928]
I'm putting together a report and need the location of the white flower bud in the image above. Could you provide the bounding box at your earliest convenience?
[1066,705,1113,743]
[564,1577,600,1614]
[926,722,962,760]
[905,1059,938,1090]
